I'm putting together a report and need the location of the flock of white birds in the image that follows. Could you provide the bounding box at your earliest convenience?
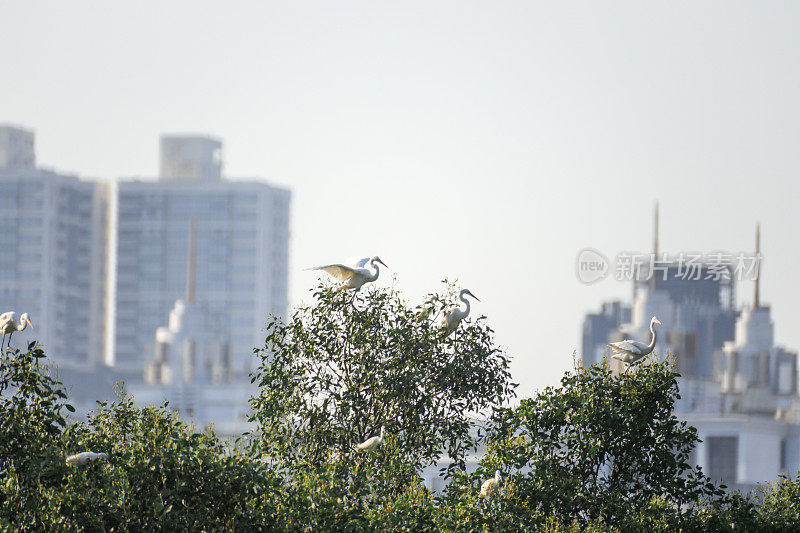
[311,255,501,496]
[1,255,662,496]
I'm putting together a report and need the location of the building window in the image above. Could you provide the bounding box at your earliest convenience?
[780,439,787,472]
[707,436,738,486]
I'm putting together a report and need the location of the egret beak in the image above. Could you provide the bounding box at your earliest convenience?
[376,258,388,269]
[654,318,662,325]
[27,317,35,330]
[466,290,480,302]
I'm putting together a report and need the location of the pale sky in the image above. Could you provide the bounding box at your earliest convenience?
[2,1,799,397]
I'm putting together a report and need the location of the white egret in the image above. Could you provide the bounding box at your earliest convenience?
[356,426,385,452]
[607,316,662,367]
[480,470,502,498]
[440,289,480,335]
[1,312,35,351]
[65,451,107,466]
[308,256,388,291]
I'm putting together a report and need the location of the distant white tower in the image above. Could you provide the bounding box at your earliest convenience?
[138,218,247,431]
[721,224,797,395]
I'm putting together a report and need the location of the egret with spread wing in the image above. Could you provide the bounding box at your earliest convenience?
[440,289,480,335]
[1,312,35,351]
[308,256,388,291]
[608,316,662,367]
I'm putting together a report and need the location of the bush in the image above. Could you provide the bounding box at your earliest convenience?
[0,346,279,530]
[440,360,723,529]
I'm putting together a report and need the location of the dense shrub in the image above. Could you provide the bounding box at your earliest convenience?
[440,361,721,529]
[0,346,279,530]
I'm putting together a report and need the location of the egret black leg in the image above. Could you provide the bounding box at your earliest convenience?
[7,331,12,349]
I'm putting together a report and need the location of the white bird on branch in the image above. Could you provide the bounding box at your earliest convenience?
[66,451,108,467]
[440,289,480,335]
[480,469,502,498]
[1,312,35,351]
[356,426,385,452]
[607,316,662,368]
[308,256,388,291]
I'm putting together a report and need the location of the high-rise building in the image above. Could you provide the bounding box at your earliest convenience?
[112,136,290,383]
[0,125,109,385]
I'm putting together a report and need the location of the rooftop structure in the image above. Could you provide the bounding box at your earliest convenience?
[159,135,222,182]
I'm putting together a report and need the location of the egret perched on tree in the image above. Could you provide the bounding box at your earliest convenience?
[607,316,662,368]
[480,470,502,498]
[308,256,388,291]
[356,426,385,452]
[1,312,34,351]
[440,289,480,335]
[65,451,107,466]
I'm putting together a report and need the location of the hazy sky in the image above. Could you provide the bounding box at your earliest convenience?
[2,1,799,397]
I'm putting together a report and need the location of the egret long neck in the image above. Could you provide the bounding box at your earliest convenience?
[459,291,471,317]
[647,321,658,351]
[369,259,381,282]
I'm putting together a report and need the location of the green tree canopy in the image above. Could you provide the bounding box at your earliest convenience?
[0,346,279,530]
[250,282,516,476]
[442,360,723,529]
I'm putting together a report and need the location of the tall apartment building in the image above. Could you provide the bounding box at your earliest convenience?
[112,136,290,382]
[0,125,108,385]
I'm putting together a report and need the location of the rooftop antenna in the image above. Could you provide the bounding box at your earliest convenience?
[186,216,196,303]
[754,222,761,308]
[651,201,659,290]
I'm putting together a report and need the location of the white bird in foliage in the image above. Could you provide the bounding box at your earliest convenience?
[607,316,662,367]
[309,256,388,291]
[440,289,480,335]
[480,470,502,498]
[66,451,108,467]
[357,426,385,452]
[1,312,35,351]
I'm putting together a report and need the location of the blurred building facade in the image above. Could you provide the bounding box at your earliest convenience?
[0,125,109,401]
[581,218,800,492]
[0,125,290,432]
[112,135,290,384]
